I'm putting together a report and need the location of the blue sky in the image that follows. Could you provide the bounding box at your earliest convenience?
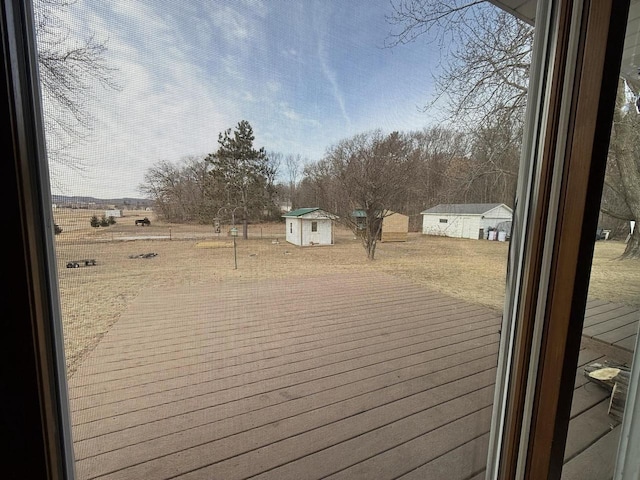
[50,0,442,198]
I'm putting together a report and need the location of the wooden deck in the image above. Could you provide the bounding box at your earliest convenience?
[581,299,639,363]
[66,273,638,480]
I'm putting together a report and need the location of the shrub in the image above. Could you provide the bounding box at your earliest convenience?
[54,223,62,234]
[90,215,100,227]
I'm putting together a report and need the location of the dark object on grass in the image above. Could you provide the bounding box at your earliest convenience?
[128,252,158,259]
[66,259,96,268]
[135,217,151,226]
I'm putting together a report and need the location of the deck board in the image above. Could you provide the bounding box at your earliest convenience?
[68,273,634,480]
[561,426,621,480]
[582,310,639,337]
[564,399,619,462]
[615,334,637,351]
[75,355,499,478]
[320,407,494,480]
[70,308,494,402]
[583,302,639,354]
[395,433,489,480]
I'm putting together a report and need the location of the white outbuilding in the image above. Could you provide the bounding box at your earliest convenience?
[421,203,513,240]
[105,209,123,218]
[283,208,337,246]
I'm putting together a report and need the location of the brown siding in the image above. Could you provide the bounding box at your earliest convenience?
[381,212,409,242]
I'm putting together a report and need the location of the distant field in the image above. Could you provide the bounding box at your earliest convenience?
[53,208,640,376]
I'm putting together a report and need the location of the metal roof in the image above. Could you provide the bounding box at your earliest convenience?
[282,207,338,219]
[351,209,403,218]
[282,207,320,217]
[351,209,385,218]
[420,203,511,215]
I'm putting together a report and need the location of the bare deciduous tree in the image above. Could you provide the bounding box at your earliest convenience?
[34,0,119,183]
[608,79,640,257]
[461,110,521,204]
[409,126,469,207]
[325,130,416,259]
[284,154,304,210]
[386,1,532,130]
[138,157,214,223]
[384,0,530,221]
[297,160,338,212]
[386,0,640,257]
[296,124,516,235]
[270,152,306,212]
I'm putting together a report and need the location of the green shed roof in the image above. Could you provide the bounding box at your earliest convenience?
[351,209,387,218]
[283,207,320,217]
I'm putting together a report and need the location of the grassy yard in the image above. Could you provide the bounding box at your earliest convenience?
[53,208,640,376]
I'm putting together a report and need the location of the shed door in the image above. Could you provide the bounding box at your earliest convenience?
[461,218,472,239]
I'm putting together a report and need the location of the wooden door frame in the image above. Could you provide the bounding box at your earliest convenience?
[489,0,631,478]
[2,0,75,477]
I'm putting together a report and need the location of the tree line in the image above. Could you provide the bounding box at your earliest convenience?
[138,118,521,258]
[385,0,640,257]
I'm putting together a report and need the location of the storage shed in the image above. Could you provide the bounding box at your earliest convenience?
[421,203,513,240]
[350,210,409,242]
[381,211,409,242]
[283,208,336,246]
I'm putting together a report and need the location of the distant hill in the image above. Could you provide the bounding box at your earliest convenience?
[52,195,153,209]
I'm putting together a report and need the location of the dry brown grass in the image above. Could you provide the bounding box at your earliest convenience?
[53,208,640,376]
[589,240,640,305]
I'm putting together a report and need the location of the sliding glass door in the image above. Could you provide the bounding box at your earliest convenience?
[3,0,640,479]
[488,1,640,479]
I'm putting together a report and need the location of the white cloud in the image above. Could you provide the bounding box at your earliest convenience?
[280,103,321,127]
[281,105,300,121]
[109,1,168,40]
[265,81,281,94]
[219,54,244,79]
[48,0,439,198]
[50,1,246,198]
[282,48,298,58]
[240,0,269,18]
[316,30,350,127]
[204,4,252,44]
